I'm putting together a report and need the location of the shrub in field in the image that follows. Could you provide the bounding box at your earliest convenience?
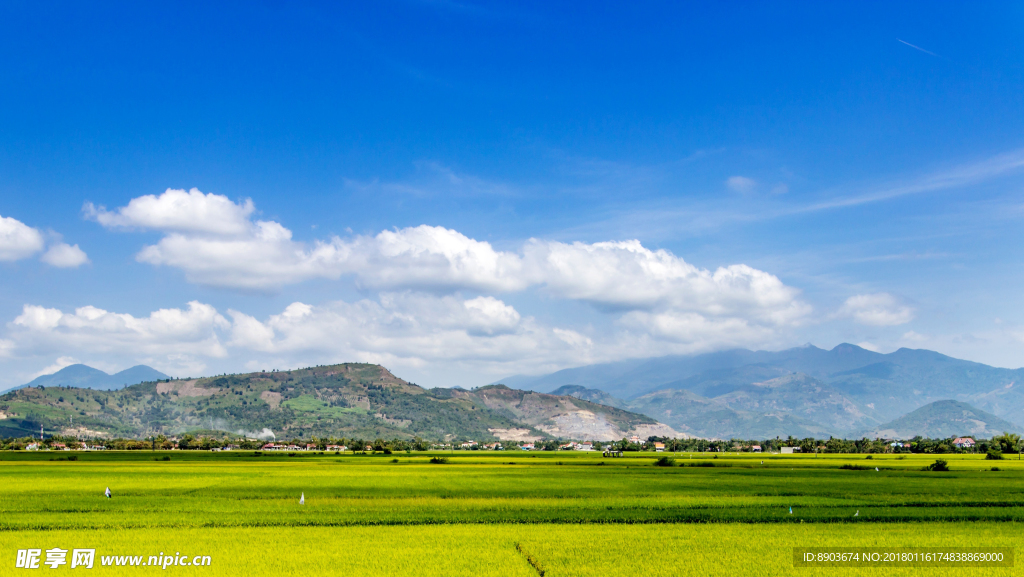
[865,455,873,460]
[429,456,449,464]
[688,462,715,467]
[391,458,399,463]
[654,456,675,467]
[839,464,869,470]
[986,449,1003,460]
[991,467,1001,471]
[924,459,949,472]
[162,455,171,461]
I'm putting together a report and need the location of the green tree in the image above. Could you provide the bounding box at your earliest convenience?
[994,432,1021,455]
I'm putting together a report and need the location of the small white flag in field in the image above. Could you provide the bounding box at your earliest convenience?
[300,493,305,505]
[104,487,111,499]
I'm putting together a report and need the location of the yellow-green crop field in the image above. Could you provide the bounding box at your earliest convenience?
[1,450,1021,576]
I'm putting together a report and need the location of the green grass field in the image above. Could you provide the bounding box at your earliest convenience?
[1,451,1021,575]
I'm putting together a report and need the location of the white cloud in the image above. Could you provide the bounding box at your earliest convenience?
[85,188,255,235]
[0,286,806,386]
[134,222,345,290]
[40,243,89,268]
[10,301,230,360]
[92,191,810,334]
[856,341,881,352]
[726,176,757,194]
[523,239,809,325]
[30,356,80,379]
[0,214,91,268]
[0,214,45,261]
[837,293,915,326]
[78,191,812,369]
[225,293,593,375]
[339,226,528,292]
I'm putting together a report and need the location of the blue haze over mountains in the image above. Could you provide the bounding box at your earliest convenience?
[5,364,169,394]
[494,344,1024,439]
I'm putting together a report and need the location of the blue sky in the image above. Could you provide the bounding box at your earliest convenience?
[1,1,1023,389]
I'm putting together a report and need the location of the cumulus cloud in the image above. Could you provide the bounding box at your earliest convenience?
[726,176,757,194]
[226,293,570,371]
[75,190,811,366]
[10,301,230,359]
[0,214,45,261]
[0,214,90,268]
[1,283,809,385]
[40,243,90,268]
[85,188,255,235]
[92,191,809,330]
[523,239,809,324]
[837,293,915,326]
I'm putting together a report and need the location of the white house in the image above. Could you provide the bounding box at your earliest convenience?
[952,437,975,449]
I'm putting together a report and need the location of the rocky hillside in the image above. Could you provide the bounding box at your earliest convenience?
[0,363,673,442]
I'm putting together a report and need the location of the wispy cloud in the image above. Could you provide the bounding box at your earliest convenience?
[792,148,1024,214]
[897,39,938,57]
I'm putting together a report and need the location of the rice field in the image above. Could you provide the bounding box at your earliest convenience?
[1,451,1021,575]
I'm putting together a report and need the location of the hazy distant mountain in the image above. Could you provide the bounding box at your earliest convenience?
[550,385,627,409]
[5,364,169,394]
[493,344,1024,439]
[864,400,1023,439]
[494,344,887,400]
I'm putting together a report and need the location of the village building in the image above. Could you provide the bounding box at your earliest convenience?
[952,437,975,449]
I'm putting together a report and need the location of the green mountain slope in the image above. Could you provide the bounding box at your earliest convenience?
[863,400,1023,439]
[0,363,667,442]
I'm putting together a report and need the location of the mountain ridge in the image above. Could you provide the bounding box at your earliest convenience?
[3,364,170,394]
[863,400,1023,439]
[495,344,1024,438]
[0,363,677,442]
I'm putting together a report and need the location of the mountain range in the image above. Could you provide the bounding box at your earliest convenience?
[0,363,676,442]
[2,364,169,394]
[497,343,1024,439]
[2,343,1019,441]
